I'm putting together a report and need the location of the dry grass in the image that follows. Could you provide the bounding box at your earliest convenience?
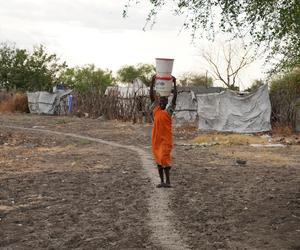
[211,145,299,166]
[271,123,293,136]
[0,92,29,113]
[192,133,268,145]
[175,123,198,133]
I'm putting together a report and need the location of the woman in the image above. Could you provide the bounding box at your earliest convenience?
[150,75,177,188]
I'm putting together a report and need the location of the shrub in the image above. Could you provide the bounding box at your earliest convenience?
[0,92,29,113]
[269,68,300,127]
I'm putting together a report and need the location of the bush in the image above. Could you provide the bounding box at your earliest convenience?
[269,68,300,127]
[0,43,66,91]
[0,92,29,113]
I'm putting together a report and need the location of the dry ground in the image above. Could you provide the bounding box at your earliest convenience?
[0,113,300,250]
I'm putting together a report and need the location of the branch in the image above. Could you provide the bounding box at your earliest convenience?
[203,52,230,87]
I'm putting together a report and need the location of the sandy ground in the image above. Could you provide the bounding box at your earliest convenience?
[0,113,300,250]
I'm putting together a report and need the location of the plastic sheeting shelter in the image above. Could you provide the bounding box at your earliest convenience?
[105,78,149,98]
[197,85,271,133]
[172,87,224,124]
[27,90,72,115]
[173,85,271,133]
[171,91,198,123]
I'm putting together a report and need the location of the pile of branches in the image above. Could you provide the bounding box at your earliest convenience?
[72,90,152,123]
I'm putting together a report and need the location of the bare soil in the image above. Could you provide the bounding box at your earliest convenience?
[1,113,300,250]
[0,115,154,249]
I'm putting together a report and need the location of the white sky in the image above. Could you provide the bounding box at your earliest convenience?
[0,0,267,89]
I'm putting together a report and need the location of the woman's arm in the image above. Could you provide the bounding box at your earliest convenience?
[150,75,156,103]
[166,76,177,116]
[171,76,177,107]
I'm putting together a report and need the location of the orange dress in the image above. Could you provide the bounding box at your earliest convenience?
[152,106,173,167]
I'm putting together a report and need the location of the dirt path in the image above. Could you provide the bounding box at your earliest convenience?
[3,114,299,249]
[2,125,190,250]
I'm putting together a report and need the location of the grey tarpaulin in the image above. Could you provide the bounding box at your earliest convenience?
[170,87,225,124]
[196,84,271,133]
[27,90,72,115]
[170,91,198,123]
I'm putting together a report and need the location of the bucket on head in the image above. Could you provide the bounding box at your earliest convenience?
[155,58,174,76]
[155,75,173,97]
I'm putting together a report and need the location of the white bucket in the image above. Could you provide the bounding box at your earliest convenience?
[155,76,173,97]
[155,58,174,76]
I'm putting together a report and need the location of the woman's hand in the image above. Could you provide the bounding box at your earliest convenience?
[172,76,177,86]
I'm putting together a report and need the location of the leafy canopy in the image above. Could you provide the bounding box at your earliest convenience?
[124,0,300,72]
[270,68,300,97]
[0,43,66,91]
[179,72,213,87]
[61,64,115,93]
[244,79,264,92]
[269,67,300,125]
[116,63,155,86]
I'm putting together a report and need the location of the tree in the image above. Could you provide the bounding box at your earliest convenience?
[117,65,139,83]
[124,1,300,72]
[202,41,254,90]
[0,43,66,91]
[244,79,264,92]
[25,45,67,91]
[117,63,155,86]
[269,68,300,125]
[0,43,17,90]
[10,48,29,90]
[61,64,115,93]
[179,72,213,87]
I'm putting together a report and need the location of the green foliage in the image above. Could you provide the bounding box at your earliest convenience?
[61,64,115,93]
[26,45,67,91]
[0,43,15,90]
[269,68,300,125]
[117,65,138,83]
[0,43,114,94]
[0,43,66,91]
[117,63,155,86]
[179,72,213,87]
[270,68,300,98]
[244,79,264,92]
[124,0,300,72]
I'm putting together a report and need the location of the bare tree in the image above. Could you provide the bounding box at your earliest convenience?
[202,41,256,90]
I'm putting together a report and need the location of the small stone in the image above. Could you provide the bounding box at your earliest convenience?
[236,159,247,165]
[23,143,37,149]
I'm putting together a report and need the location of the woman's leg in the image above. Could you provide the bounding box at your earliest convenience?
[164,166,171,187]
[156,164,165,188]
